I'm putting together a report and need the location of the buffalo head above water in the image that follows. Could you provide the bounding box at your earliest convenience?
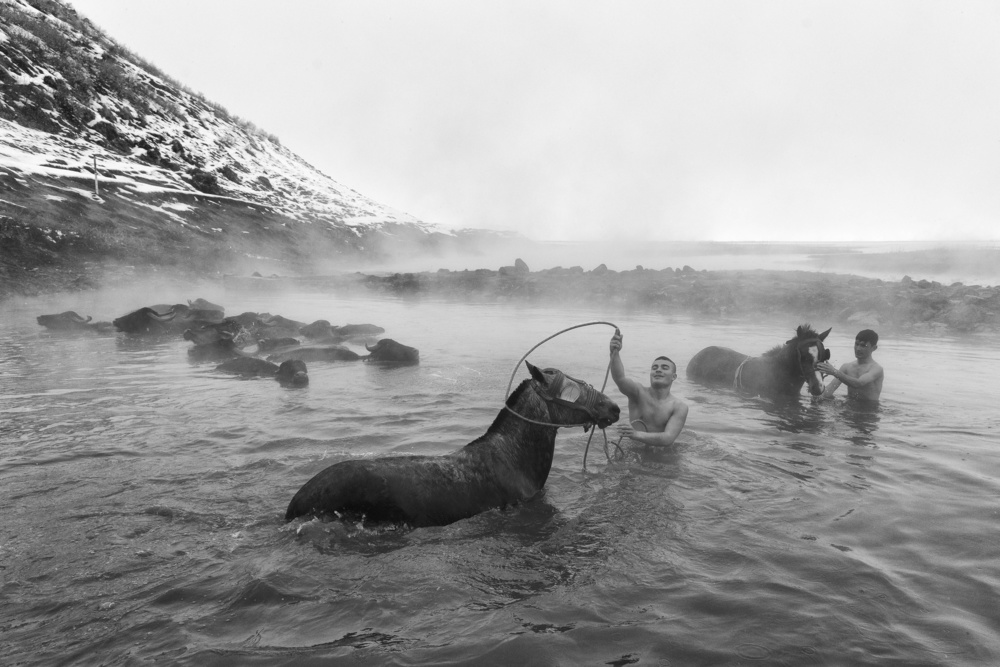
[364,339,419,364]
[113,307,177,334]
[37,311,94,331]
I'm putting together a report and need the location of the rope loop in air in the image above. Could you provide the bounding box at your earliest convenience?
[502,321,620,470]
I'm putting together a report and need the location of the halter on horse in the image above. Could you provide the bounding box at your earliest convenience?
[505,366,618,431]
[789,328,832,396]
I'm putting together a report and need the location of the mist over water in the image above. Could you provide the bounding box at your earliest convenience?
[2,282,999,665]
[336,239,1000,288]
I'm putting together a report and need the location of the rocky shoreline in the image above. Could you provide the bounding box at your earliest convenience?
[5,256,998,335]
[224,260,1000,336]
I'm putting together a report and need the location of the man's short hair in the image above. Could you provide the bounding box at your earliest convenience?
[653,355,676,369]
[856,329,879,345]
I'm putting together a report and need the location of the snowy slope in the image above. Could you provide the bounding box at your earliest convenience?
[0,0,442,242]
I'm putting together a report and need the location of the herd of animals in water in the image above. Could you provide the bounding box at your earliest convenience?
[36,298,421,388]
[35,302,833,528]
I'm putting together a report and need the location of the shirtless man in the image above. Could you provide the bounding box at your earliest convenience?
[816,329,884,402]
[609,329,688,448]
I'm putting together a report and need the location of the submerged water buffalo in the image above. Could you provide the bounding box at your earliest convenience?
[267,346,362,363]
[113,307,177,334]
[334,323,385,338]
[257,315,307,338]
[113,302,222,335]
[216,357,309,386]
[285,362,621,527]
[300,320,385,342]
[184,324,247,361]
[300,320,335,339]
[37,311,112,332]
[363,339,419,364]
[188,298,224,313]
[257,337,301,353]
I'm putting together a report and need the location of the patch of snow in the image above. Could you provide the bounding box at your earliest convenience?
[162,202,194,212]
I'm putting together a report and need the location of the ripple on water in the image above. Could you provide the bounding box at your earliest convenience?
[4,295,1000,665]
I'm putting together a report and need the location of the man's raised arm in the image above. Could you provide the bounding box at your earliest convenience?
[610,329,641,398]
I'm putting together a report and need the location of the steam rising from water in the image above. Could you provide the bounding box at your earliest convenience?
[33,239,998,326]
[315,239,1000,287]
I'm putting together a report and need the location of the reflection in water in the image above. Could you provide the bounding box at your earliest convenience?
[756,397,827,435]
[840,400,881,448]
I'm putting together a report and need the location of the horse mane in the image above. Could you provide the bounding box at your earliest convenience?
[471,379,536,442]
[762,324,820,358]
[797,323,820,339]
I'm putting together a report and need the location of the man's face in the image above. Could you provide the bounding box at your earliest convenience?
[650,358,676,387]
[854,339,876,360]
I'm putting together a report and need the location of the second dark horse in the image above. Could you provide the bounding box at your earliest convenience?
[285,362,621,527]
[686,324,832,398]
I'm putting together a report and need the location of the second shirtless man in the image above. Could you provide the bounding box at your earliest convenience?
[609,329,689,448]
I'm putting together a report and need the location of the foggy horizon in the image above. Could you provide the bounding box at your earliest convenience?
[63,0,1000,245]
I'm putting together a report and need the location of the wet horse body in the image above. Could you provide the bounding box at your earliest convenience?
[687,325,831,398]
[285,363,620,527]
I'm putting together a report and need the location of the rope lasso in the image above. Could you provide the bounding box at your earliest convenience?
[733,355,751,391]
[502,321,619,470]
[606,419,646,461]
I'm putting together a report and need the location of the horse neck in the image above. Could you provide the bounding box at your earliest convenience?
[773,343,804,378]
[748,344,804,393]
[472,383,559,480]
[502,384,560,440]
[763,343,806,392]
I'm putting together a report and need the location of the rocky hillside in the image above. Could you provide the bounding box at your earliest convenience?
[1,0,510,296]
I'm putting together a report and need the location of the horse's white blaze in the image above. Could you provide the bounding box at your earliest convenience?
[807,344,820,366]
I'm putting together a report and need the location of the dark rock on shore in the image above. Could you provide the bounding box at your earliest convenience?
[343,265,1000,334]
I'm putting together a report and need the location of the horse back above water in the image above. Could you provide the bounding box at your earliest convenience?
[284,362,621,527]
[687,324,832,398]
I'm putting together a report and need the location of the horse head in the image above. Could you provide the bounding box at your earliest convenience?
[786,325,831,396]
[525,361,620,430]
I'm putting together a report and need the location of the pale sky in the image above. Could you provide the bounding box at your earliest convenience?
[65,0,1000,243]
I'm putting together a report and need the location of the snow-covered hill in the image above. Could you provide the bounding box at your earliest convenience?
[1,0,510,279]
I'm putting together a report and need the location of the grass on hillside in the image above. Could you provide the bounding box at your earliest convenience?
[0,168,369,299]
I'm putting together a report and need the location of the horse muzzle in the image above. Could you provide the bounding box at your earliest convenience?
[595,404,621,429]
[806,370,825,396]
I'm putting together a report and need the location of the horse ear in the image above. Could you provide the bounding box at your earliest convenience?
[818,327,832,341]
[526,361,545,383]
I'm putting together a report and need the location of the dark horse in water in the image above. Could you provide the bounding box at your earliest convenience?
[285,362,621,527]
[687,324,832,398]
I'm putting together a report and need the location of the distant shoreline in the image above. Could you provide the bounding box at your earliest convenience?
[338,240,1000,288]
[5,242,999,336]
[220,263,1000,336]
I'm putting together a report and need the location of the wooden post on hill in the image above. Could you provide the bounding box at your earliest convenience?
[93,155,99,199]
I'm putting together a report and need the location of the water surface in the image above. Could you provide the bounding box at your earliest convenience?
[2,286,998,666]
